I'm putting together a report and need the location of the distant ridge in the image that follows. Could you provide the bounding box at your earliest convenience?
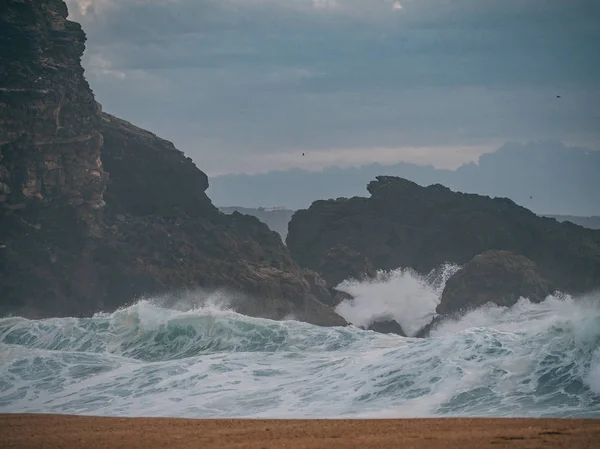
[208,141,600,217]
[544,215,600,230]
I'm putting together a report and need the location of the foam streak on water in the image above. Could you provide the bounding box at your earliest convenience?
[0,270,599,419]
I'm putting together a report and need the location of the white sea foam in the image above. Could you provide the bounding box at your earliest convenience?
[0,272,599,419]
[586,351,600,395]
[334,264,459,336]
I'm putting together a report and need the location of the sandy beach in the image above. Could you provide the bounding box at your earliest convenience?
[1,415,599,449]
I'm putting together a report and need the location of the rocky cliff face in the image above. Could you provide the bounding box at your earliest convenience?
[0,0,344,327]
[96,113,344,326]
[0,0,106,214]
[1,0,107,317]
[287,176,600,296]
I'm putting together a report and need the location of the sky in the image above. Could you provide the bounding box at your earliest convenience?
[207,141,600,215]
[65,0,600,176]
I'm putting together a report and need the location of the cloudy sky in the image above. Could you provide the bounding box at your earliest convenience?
[65,0,600,175]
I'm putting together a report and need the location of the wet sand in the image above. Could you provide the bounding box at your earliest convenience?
[2,414,599,448]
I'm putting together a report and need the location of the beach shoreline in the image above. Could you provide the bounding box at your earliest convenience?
[2,414,600,448]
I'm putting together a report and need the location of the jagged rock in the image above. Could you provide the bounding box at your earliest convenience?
[367,320,407,337]
[0,0,345,327]
[301,268,334,305]
[327,289,354,309]
[316,244,377,288]
[0,0,107,215]
[287,176,600,297]
[1,0,107,318]
[101,113,215,218]
[413,317,443,339]
[437,250,555,316]
[219,206,295,240]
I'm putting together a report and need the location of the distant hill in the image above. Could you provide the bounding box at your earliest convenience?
[544,215,600,230]
[208,141,600,217]
[218,207,600,242]
[219,206,295,240]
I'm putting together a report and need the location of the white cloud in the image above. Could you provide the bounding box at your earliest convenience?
[205,143,498,175]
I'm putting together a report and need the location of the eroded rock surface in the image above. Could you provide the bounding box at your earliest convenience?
[287,176,600,297]
[0,0,345,327]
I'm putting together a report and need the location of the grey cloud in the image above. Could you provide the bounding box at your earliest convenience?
[67,0,600,174]
[207,141,600,216]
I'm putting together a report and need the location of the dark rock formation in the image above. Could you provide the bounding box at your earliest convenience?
[316,245,377,288]
[0,0,345,327]
[101,113,215,218]
[413,318,441,339]
[287,176,600,296]
[1,0,107,317]
[95,113,345,326]
[0,0,107,213]
[218,206,295,240]
[367,320,407,337]
[327,289,354,309]
[437,250,555,316]
[305,244,378,312]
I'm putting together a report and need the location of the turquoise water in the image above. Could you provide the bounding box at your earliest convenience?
[1,278,599,419]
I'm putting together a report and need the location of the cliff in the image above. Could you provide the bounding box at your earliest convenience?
[0,0,344,327]
[96,113,344,326]
[1,0,107,317]
[286,176,600,296]
[0,0,106,213]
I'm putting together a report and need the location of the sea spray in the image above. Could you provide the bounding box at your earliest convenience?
[334,263,459,336]
[0,271,599,419]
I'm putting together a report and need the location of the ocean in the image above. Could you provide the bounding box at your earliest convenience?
[1,266,599,419]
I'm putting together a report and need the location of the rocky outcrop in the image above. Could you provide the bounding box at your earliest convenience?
[367,320,407,337]
[0,0,345,327]
[100,113,216,218]
[287,176,600,297]
[316,245,377,289]
[437,250,555,316]
[302,244,379,315]
[96,113,344,326]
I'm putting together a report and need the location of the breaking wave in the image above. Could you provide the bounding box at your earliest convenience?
[1,268,599,419]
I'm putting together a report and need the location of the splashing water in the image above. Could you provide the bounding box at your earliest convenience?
[334,264,459,336]
[0,269,599,419]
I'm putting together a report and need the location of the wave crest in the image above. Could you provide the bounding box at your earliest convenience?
[334,263,459,336]
[1,276,599,418]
